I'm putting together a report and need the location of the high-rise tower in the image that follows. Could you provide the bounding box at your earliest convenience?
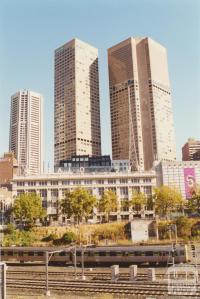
[108,37,176,170]
[9,90,43,175]
[54,38,101,165]
[182,138,200,161]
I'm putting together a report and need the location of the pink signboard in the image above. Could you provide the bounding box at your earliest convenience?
[184,168,196,199]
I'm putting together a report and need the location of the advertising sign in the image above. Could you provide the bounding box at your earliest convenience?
[184,168,196,199]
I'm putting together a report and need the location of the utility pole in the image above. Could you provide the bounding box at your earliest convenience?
[45,251,50,296]
[45,248,70,296]
[81,245,86,280]
[74,245,77,279]
[174,224,177,244]
[169,227,172,241]
[172,243,176,268]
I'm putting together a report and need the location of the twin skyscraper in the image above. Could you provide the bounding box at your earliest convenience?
[9,37,176,175]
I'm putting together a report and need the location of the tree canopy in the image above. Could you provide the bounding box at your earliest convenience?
[153,186,184,218]
[98,190,118,222]
[129,191,147,215]
[187,185,200,214]
[13,193,45,227]
[61,188,97,224]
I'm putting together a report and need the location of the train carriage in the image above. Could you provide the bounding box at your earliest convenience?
[0,244,187,265]
[0,247,71,264]
[74,245,187,265]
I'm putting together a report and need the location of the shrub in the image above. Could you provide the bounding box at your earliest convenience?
[20,231,37,246]
[3,229,37,246]
[90,222,126,243]
[53,230,77,245]
[42,233,57,242]
[60,231,77,244]
[4,223,16,234]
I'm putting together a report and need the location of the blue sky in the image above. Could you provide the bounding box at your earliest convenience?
[0,0,200,169]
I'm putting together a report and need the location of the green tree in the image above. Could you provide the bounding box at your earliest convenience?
[61,188,96,224]
[187,186,200,215]
[175,216,192,238]
[129,191,147,215]
[13,193,45,228]
[153,186,184,219]
[146,195,154,210]
[98,190,118,222]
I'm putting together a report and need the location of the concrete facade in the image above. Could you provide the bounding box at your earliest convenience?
[12,170,156,222]
[9,90,43,175]
[54,38,101,166]
[108,37,176,170]
[182,138,200,161]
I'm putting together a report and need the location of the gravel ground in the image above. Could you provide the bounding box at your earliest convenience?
[7,291,130,299]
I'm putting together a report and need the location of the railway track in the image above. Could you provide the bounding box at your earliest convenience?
[6,278,170,296]
[7,269,166,281]
[7,277,200,297]
[7,269,165,276]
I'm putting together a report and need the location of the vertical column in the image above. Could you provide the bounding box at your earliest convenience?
[116,185,121,221]
[92,188,98,222]
[58,189,63,224]
[47,189,51,216]
[129,265,137,281]
[128,186,133,221]
[148,268,156,282]
[111,265,119,282]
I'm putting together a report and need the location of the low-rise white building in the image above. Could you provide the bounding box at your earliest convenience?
[12,169,156,223]
[155,160,200,199]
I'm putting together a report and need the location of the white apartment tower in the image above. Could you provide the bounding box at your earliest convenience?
[54,38,101,165]
[9,90,43,175]
[108,37,176,170]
